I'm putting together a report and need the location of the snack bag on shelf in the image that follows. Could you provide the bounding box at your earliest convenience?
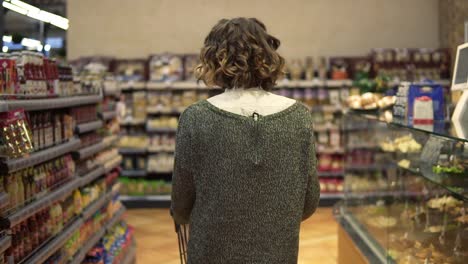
[0,109,34,158]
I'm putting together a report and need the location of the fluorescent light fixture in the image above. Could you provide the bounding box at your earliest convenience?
[21,37,41,48]
[3,0,69,30]
[44,44,51,51]
[2,1,28,15]
[2,36,13,43]
[11,0,39,13]
[2,46,8,53]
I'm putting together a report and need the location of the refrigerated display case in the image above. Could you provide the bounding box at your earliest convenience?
[335,112,467,264]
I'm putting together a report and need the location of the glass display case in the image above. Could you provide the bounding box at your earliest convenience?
[335,112,468,264]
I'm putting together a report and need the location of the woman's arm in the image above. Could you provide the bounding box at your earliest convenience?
[171,112,196,224]
[302,127,320,221]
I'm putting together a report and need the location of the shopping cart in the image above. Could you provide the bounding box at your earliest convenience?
[174,223,189,264]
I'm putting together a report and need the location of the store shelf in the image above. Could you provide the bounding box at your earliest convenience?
[75,120,103,134]
[69,228,105,264]
[317,171,344,177]
[73,142,106,160]
[102,135,119,148]
[325,79,353,87]
[1,177,81,228]
[0,95,102,112]
[80,166,106,187]
[81,191,113,220]
[106,206,126,230]
[314,123,340,132]
[146,81,211,90]
[120,119,146,126]
[311,105,342,112]
[120,195,171,208]
[119,148,147,155]
[103,155,122,173]
[120,81,146,91]
[147,148,175,154]
[121,244,136,264]
[316,147,345,154]
[69,206,125,264]
[147,170,173,174]
[19,217,84,264]
[146,127,177,133]
[100,110,117,121]
[0,192,9,210]
[121,170,147,177]
[104,89,121,97]
[320,193,344,199]
[147,108,183,115]
[0,235,11,254]
[0,137,81,174]
[120,195,170,201]
[277,79,325,88]
[345,164,394,171]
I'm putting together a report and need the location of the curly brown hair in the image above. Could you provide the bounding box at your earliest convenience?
[196,17,285,90]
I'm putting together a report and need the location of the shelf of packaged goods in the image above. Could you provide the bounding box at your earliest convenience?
[147,108,183,115]
[120,119,146,126]
[120,195,171,208]
[73,142,106,161]
[120,81,146,91]
[313,124,341,132]
[0,137,81,174]
[75,120,103,134]
[119,148,147,155]
[146,127,178,133]
[120,195,171,201]
[103,88,121,98]
[0,95,102,112]
[0,177,82,228]
[146,81,212,90]
[69,228,105,264]
[317,171,344,177]
[0,192,9,210]
[69,206,126,264]
[99,111,117,121]
[19,217,84,264]
[147,148,175,154]
[80,166,106,188]
[277,79,325,88]
[121,244,136,264]
[0,235,11,254]
[105,206,126,230]
[81,191,113,220]
[147,170,173,175]
[316,147,345,154]
[121,170,147,178]
[325,79,353,87]
[388,79,451,87]
[103,155,122,174]
[320,193,344,199]
[345,164,395,171]
[102,135,119,148]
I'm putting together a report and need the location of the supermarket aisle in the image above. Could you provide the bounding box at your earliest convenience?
[126,208,337,264]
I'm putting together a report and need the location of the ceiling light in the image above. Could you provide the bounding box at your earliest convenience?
[2,36,13,43]
[2,46,8,53]
[3,0,69,30]
[44,44,51,51]
[21,38,41,48]
[2,1,28,15]
[36,44,43,52]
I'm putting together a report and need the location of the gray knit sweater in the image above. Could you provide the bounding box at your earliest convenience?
[171,99,320,264]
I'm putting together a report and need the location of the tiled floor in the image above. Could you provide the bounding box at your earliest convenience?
[125,208,337,264]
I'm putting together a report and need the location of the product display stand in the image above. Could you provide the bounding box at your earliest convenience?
[0,74,135,263]
[335,111,468,264]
